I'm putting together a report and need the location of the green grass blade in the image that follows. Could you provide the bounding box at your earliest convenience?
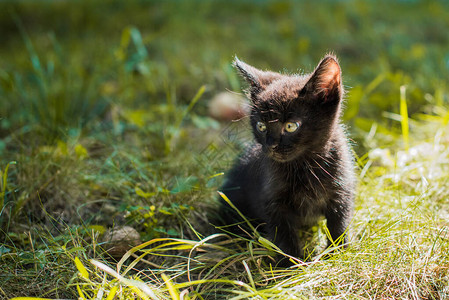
[400,85,409,151]
[162,273,180,300]
[218,191,259,237]
[10,298,52,300]
[74,257,89,280]
[176,84,206,129]
[242,260,255,290]
[90,260,157,299]
[105,285,118,300]
[0,161,17,212]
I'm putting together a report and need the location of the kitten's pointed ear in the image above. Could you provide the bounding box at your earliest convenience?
[304,55,342,103]
[233,57,282,98]
[233,57,262,91]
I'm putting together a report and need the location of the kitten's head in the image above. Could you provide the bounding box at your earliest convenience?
[234,55,344,162]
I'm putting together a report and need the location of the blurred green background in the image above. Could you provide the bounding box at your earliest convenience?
[1,0,448,138]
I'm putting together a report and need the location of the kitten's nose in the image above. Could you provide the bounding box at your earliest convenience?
[266,141,278,150]
[266,136,278,150]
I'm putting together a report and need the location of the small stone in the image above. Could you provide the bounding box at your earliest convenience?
[102,226,141,258]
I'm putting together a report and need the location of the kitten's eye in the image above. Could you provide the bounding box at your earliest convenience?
[256,121,267,132]
[285,122,299,133]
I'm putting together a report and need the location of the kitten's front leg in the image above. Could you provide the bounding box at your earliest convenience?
[267,207,303,259]
[325,196,353,249]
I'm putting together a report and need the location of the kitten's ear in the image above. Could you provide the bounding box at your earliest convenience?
[304,55,342,103]
[233,57,282,98]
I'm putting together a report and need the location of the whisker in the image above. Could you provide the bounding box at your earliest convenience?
[304,160,325,192]
[312,158,338,182]
[231,115,251,122]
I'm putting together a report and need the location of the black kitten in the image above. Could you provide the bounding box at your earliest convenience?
[219,55,356,260]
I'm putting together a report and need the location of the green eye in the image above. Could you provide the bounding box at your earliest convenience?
[256,121,267,132]
[285,122,299,133]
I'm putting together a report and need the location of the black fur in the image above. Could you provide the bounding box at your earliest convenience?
[219,55,356,259]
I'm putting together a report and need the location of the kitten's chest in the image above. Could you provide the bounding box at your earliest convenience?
[263,161,332,216]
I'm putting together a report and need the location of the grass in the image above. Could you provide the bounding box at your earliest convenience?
[1,0,449,298]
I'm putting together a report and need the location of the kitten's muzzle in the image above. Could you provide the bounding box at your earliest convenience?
[269,152,292,163]
[267,146,295,162]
